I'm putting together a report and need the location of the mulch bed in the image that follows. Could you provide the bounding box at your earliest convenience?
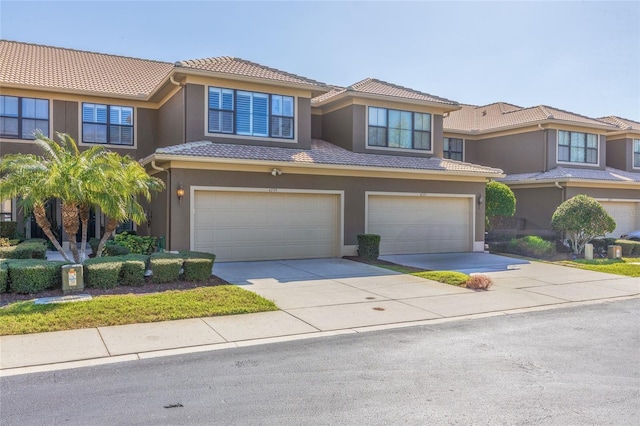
[343,256,427,273]
[0,275,229,307]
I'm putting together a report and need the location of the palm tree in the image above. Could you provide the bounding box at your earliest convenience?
[0,132,164,263]
[93,152,164,257]
[0,153,72,261]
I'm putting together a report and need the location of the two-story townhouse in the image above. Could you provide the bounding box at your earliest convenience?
[443,103,640,238]
[1,40,503,261]
[0,40,174,245]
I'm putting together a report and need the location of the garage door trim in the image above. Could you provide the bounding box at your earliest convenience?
[365,191,477,253]
[190,186,345,256]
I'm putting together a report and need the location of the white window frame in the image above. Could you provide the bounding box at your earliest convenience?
[366,106,434,154]
[556,130,600,167]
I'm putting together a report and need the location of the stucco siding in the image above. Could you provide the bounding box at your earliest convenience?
[468,130,546,174]
[164,168,486,252]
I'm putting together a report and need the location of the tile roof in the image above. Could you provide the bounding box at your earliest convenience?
[444,102,617,133]
[177,56,327,89]
[598,116,640,131]
[311,78,458,106]
[0,40,173,97]
[499,167,640,183]
[155,139,503,176]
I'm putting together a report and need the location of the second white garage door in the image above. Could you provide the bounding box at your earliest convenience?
[599,201,640,238]
[367,194,473,255]
[193,190,340,262]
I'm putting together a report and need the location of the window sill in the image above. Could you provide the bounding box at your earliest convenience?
[204,132,298,144]
[366,145,434,155]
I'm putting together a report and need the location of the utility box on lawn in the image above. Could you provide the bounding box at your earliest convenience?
[607,245,622,259]
[62,264,84,294]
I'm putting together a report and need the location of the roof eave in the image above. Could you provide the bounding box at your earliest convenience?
[444,118,617,135]
[503,177,640,186]
[0,82,152,101]
[174,68,330,95]
[142,152,503,179]
[313,90,461,112]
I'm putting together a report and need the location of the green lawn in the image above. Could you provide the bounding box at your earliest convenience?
[556,258,640,277]
[0,285,277,336]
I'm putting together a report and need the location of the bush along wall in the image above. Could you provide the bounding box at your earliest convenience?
[180,251,216,282]
[7,260,66,294]
[0,263,8,293]
[357,234,381,259]
[614,239,640,257]
[0,239,47,259]
[0,221,17,239]
[149,253,183,284]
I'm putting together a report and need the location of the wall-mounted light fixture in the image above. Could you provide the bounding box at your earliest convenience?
[271,168,282,177]
[478,194,484,205]
[176,182,185,205]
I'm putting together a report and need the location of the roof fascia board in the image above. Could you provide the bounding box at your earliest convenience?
[141,153,503,179]
[313,91,461,113]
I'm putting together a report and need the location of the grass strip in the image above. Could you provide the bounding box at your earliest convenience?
[556,258,640,277]
[0,285,277,336]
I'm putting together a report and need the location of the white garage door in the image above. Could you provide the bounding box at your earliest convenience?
[193,190,339,262]
[599,201,640,238]
[367,195,472,255]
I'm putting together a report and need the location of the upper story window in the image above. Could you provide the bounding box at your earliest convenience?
[208,87,294,139]
[0,95,49,139]
[1,199,12,222]
[443,137,464,161]
[558,130,598,164]
[82,103,134,146]
[634,139,640,168]
[368,107,431,150]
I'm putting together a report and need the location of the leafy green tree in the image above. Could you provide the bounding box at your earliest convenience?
[0,132,164,263]
[551,195,616,255]
[485,181,516,230]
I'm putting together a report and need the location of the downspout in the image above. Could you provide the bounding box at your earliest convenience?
[170,73,187,144]
[539,124,547,171]
[151,160,171,251]
[554,181,565,202]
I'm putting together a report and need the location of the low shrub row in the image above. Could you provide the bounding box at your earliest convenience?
[0,221,17,239]
[490,235,556,258]
[0,251,217,294]
[0,239,47,259]
[615,239,640,257]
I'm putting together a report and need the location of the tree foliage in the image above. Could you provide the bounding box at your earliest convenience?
[0,132,164,263]
[551,195,616,255]
[485,181,516,230]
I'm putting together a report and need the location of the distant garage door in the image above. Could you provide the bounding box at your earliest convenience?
[599,201,640,238]
[193,190,340,262]
[367,194,473,255]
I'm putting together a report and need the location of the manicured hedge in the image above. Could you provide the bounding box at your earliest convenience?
[0,221,17,238]
[614,239,640,257]
[7,260,66,294]
[83,257,123,289]
[149,253,183,284]
[0,263,8,293]
[0,240,47,259]
[120,255,149,286]
[181,251,216,282]
[357,234,381,259]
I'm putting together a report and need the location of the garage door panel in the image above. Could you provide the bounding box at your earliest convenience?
[599,201,640,238]
[368,195,472,255]
[193,191,339,261]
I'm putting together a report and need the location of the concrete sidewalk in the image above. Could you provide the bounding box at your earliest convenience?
[1,257,638,376]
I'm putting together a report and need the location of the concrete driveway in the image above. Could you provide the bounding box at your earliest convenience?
[379,252,529,274]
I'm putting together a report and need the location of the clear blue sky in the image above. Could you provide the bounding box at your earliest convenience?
[1,1,638,120]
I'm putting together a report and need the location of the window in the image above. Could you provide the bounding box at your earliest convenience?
[634,139,640,168]
[207,87,294,139]
[82,103,133,145]
[367,107,431,150]
[443,138,464,161]
[1,199,11,222]
[0,95,49,139]
[558,130,598,164]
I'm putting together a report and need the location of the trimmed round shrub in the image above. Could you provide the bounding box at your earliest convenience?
[508,236,556,258]
[120,256,147,286]
[83,258,123,289]
[486,181,516,229]
[7,260,65,294]
[179,251,215,282]
[150,253,183,284]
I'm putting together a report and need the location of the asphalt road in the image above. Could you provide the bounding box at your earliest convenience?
[1,299,638,425]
